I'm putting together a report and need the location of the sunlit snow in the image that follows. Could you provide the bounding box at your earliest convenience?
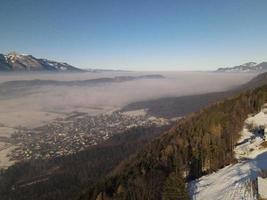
[189,105,267,200]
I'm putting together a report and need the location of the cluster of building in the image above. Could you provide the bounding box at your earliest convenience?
[9,111,169,161]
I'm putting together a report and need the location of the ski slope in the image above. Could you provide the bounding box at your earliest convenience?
[189,107,267,200]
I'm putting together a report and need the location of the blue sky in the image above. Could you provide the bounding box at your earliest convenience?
[1,0,267,70]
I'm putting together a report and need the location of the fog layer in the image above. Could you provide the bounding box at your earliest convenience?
[0,71,256,128]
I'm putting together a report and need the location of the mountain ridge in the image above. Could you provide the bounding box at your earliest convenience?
[217,62,267,72]
[0,52,82,72]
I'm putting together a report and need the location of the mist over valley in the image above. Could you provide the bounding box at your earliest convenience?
[0,71,255,127]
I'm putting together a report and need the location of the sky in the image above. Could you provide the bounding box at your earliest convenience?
[0,0,267,71]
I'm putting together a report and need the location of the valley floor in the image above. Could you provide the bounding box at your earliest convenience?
[189,106,267,200]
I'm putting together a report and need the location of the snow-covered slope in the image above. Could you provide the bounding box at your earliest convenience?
[189,105,267,200]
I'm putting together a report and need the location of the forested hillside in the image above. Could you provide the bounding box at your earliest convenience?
[81,85,267,200]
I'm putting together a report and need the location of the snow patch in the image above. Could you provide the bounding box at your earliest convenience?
[189,106,267,200]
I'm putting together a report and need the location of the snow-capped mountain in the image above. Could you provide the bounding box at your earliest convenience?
[0,52,82,72]
[217,62,267,72]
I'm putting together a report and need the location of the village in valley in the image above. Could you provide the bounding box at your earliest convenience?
[4,110,170,162]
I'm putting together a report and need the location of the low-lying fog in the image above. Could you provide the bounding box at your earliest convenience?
[0,71,257,128]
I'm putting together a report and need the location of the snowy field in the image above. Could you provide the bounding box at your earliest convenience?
[189,105,267,200]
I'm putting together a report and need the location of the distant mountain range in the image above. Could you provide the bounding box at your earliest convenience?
[0,74,164,89]
[0,52,82,72]
[2,52,266,74]
[216,62,267,72]
[0,74,165,99]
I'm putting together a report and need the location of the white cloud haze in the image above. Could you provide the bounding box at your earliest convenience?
[0,71,256,127]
